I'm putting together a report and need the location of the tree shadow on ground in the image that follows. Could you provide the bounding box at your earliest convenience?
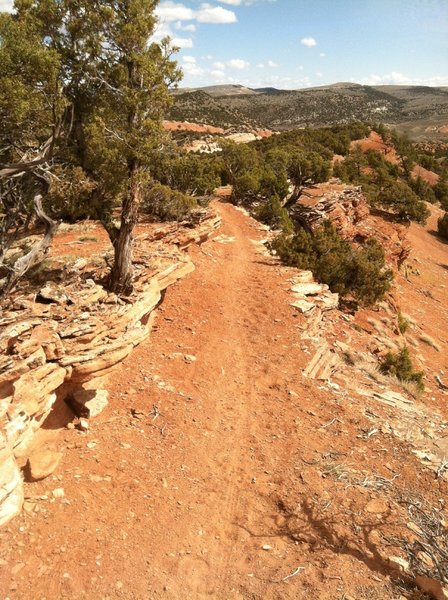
[428,230,448,244]
[236,496,411,583]
[369,207,411,225]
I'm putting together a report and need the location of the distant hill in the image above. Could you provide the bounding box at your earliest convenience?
[168,83,448,140]
[169,89,259,130]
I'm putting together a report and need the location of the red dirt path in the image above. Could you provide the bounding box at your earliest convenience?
[1,201,446,599]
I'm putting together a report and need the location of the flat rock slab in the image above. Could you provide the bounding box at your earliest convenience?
[291,299,315,313]
[68,389,109,418]
[291,271,314,284]
[0,485,23,528]
[291,282,326,296]
[26,450,63,482]
[365,498,389,514]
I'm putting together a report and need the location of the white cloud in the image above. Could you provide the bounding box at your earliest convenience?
[359,72,448,86]
[0,0,13,11]
[213,61,226,69]
[152,20,176,42]
[182,62,205,76]
[156,2,195,22]
[175,20,196,32]
[182,55,197,64]
[196,4,237,23]
[172,36,194,48]
[227,58,250,69]
[316,72,323,78]
[301,36,317,48]
[155,0,237,35]
[319,52,326,57]
[257,63,265,69]
[267,60,278,68]
[211,69,226,79]
[219,0,277,4]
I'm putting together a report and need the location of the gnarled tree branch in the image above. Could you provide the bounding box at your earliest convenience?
[1,194,59,296]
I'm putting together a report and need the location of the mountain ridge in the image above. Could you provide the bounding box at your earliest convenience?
[169,83,448,140]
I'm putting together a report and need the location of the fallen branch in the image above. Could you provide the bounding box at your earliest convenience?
[282,566,305,582]
[1,194,59,295]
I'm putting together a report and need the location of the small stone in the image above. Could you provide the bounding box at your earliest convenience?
[52,488,65,499]
[11,563,25,576]
[77,418,89,432]
[68,389,109,419]
[262,544,272,551]
[66,423,75,430]
[37,285,70,305]
[388,556,410,574]
[417,551,435,568]
[23,501,37,514]
[26,450,63,482]
[184,355,197,363]
[70,258,87,271]
[365,498,389,514]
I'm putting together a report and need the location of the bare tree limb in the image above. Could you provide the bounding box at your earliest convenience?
[1,194,59,295]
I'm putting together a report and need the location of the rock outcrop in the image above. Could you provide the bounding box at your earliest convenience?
[291,183,370,240]
[291,181,411,268]
[0,211,221,526]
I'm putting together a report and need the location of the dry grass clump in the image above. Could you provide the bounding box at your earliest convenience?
[390,497,448,586]
[419,334,441,352]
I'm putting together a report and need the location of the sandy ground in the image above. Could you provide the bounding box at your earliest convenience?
[0,200,447,600]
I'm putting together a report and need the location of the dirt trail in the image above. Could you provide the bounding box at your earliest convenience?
[1,200,444,600]
[115,201,314,599]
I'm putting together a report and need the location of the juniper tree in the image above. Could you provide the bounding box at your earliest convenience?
[58,0,181,293]
[0,4,64,293]
[0,0,181,295]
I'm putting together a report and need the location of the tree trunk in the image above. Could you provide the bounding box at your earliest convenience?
[108,174,141,295]
[1,194,59,296]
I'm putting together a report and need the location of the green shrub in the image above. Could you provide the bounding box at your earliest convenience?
[380,346,424,393]
[377,180,430,224]
[271,221,393,306]
[47,166,98,222]
[398,311,409,334]
[434,179,448,210]
[438,212,448,240]
[409,176,436,205]
[152,154,223,196]
[141,183,197,222]
[254,196,293,233]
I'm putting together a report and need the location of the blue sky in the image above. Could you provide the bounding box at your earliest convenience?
[1,0,447,89]
[152,0,448,89]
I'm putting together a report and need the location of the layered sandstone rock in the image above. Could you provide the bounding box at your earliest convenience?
[0,211,221,526]
[291,183,370,240]
[291,181,411,268]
